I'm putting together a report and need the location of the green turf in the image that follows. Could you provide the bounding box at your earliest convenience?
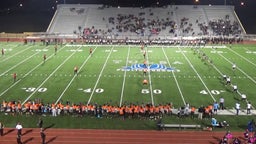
[0,42,256,130]
[0,43,256,107]
[0,113,252,131]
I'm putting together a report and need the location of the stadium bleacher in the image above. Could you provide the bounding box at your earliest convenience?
[47,4,245,40]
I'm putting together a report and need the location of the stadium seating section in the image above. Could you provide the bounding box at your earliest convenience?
[47,4,245,40]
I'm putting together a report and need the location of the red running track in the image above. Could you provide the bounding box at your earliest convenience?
[0,128,245,144]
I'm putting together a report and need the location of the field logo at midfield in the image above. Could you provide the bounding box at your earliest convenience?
[3,48,13,51]
[34,49,49,52]
[67,49,83,52]
[118,63,176,72]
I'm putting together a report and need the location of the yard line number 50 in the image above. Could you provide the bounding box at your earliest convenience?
[141,89,162,94]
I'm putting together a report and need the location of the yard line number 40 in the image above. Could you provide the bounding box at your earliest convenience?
[200,89,225,95]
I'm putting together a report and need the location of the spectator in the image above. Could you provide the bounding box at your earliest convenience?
[198,105,204,120]
[213,101,219,115]
[190,106,195,119]
[40,129,46,144]
[235,102,240,115]
[219,136,228,144]
[211,118,220,127]
[15,122,22,135]
[225,131,233,143]
[232,137,241,144]
[52,107,57,117]
[248,136,255,144]
[156,118,163,131]
[219,97,225,110]
[247,102,252,114]
[37,118,43,130]
[247,120,255,134]
[16,134,22,144]
[244,129,249,140]
[0,122,4,136]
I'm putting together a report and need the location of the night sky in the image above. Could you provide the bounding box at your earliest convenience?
[0,0,255,34]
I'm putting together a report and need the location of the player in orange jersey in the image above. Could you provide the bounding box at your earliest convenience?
[141,44,144,51]
[89,48,93,56]
[1,48,4,56]
[143,60,147,68]
[13,73,17,82]
[143,50,146,59]
[143,79,148,85]
[54,44,58,55]
[43,54,46,63]
[143,68,147,77]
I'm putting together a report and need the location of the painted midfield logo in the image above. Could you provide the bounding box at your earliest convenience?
[118,64,176,72]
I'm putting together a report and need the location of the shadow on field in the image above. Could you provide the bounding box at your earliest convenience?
[23,137,34,144]
[44,124,55,131]
[46,136,57,144]
[212,136,221,142]
[22,129,33,136]
[4,129,15,136]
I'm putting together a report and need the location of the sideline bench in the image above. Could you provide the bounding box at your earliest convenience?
[159,124,201,130]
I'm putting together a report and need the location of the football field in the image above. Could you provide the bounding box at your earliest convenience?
[0,42,255,110]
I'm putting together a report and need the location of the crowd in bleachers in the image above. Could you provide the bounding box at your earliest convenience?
[209,15,241,36]
[69,7,85,15]
[82,10,178,39]
[81,12,242,43]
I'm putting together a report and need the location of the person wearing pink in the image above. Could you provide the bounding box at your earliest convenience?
[244,129,249,140]
[225,131,233,144]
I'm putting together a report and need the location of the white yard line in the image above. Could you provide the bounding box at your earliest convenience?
[227,47,256,68]
[216,51,256,109]
[0,45,67,97]
[21,46,81,105]
[0,45,33,63]
[161,46,186,105]
[119,45,131,107]
[179,47,216,102]
[218,53,256,84]
[207,47,255,109]
[54,46,98,105]
[145,47,155,105]
[87,46,114,105]
[0,50,42,77]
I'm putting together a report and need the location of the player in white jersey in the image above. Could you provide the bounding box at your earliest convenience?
[226,77,231,85]
[233,85,237,93]
[232,63,236,70]
[247,102,252,114]
[241,94,246,101]
[223,74,227,81]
